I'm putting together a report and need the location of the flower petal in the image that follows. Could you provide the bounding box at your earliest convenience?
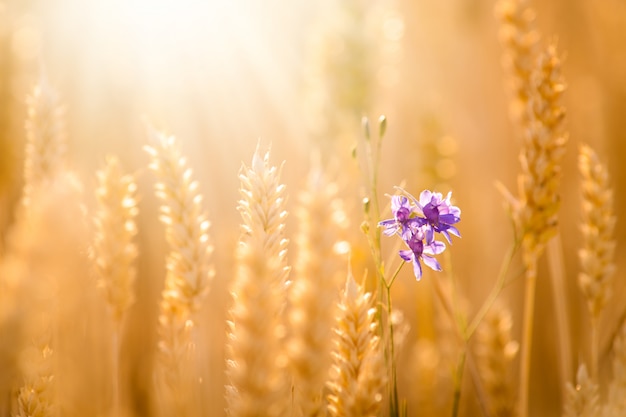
[424,240,446,255]
[399,249,413,262]
[412,258,423,280]
[422,255,442,272]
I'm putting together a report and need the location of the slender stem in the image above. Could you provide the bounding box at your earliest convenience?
[112,321,121,416]
[466,240,520,339]
[387,261,405,289]
[519,256,538,417]
[431,276,492,417]
[546,235,572,386]
[386,283,399,417]
[451,349,467,417]
[591,315,599,379]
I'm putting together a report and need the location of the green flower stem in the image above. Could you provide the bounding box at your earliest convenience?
[466,239,520,339]
[383,261,405,417]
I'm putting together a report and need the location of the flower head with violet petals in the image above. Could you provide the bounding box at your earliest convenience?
[379,188,461,280]
[378,195,419,240]
[399,226,446,280]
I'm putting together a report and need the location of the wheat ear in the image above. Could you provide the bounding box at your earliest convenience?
[287,162,348,417]
[563,364,600,417]
[578,144,616,377]
[145,131,214,416]
[91,155,139,415]
[603,324,626,416]
[495,0,539,125]
[513,40,568,417]
[326,270,385,417]
[92,155,139,323]
[22,75,66,210]
[14,341,55,417]
[474,304,519,417]
[225,144,290,417]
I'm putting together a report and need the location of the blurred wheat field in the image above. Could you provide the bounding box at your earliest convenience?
[1,0,625,416]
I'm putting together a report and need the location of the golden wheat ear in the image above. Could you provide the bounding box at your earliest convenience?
[578,144,616,319]
[474,304,519,417]
[326,269,385,417]
[145,129,214,416]
[286,159,349,417]
[92,155,139,323]
[578,144,616,379]
[225,144,290,417]
[563,364,600,417]
[603,324,626,415]
[495,0,540,124]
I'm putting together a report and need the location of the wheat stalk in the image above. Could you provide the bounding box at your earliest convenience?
[225,144,290,417]
[145,131,214,416]
[326,270,385,417]
[287,162,348,417]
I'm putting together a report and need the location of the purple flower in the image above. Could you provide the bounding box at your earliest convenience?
[398,227,446,280]
[415,190,461,243]
[378,195,419,240]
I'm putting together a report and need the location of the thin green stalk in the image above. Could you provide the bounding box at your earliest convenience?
[451,349,467,417]
[383,262,404,417]
[386,282,399,417]
[431,272,496,417]
[466,239,520,339]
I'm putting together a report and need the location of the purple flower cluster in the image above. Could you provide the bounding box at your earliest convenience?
[378,190,461,280]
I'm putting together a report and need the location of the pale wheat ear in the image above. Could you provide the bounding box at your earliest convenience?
[91,155,139,416]
[92,155,139,323]
[326,268,385,417]
[563,363,600,417]
[603,323,626,415]
[578,144,616,315]
[474,304,519,417]
[145,129,214,416]
[22,75,66,210]
[287,159,348,417]
[226,144,290,417]
[495,0,540,124]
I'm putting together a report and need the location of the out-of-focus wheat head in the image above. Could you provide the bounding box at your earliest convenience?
[603,324,626,415]
[304,0,376,150]
[92,155,139,323]
[8,171,93,416]
[474,304,519,417]
[225,145,290,417]
[563,364,600,417]
[15,341,55,417]
[145,131,214,415]
[22,76,66,210]
[577,144,616,319]
[512,41,568,266]
[495,0,539,124]
[326,271,385,417]
[287,161,349,417]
